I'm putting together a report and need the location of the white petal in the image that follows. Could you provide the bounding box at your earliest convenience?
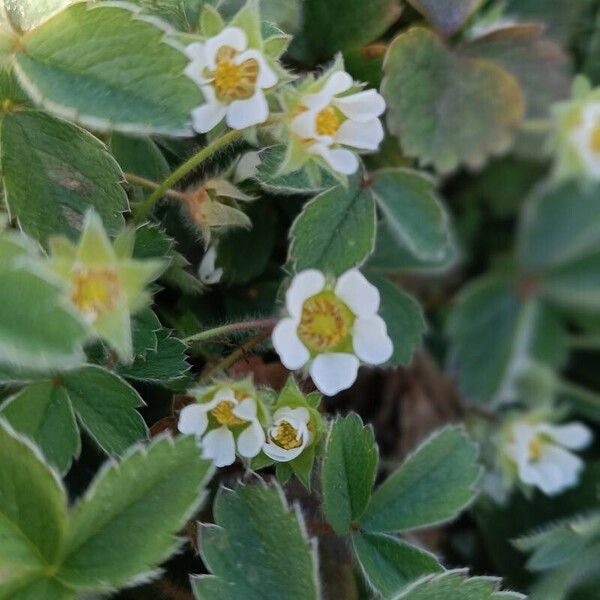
[177,404,208,436]
[204,27,247,69]
[235,49,278,88]
[184,59,211,86]
[226,90,269,129]
[232,397,257,421]
[538,422,593,450]
[309,353,360,396]
[198,246,223,284]
[184,42,206,61]
[237,421,265,458]
[335,269,380,317]
[335,118,384,150]
[263,440,306,462]
[310,143,359,175]
[191,96,227,133]
[272,318,310,370]
[285,269,326,317]
[303,71,353,110]
[273,406,310,425]
[202,426,236,467]
[333,89,386,121]
[352,316,393,365]
[211,387,237,404]
[531,446,583,495]
[291,109,319,140]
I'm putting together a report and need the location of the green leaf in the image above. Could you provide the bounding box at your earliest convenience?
[370,168,449,261]
[382,27,524,173]
[289,177,376,275]
[352,532,442,598]
[322,414,378,533]
[1,382,79,474]
[57,435,213,590]
[13,3,202,135]
[1,109,127,245]
[390,571,524,600]
[367,274,426,366]
[0,577,75,600]
[194,482,319,600]
[1,0,74,31]
[62,366,147,456]
[518,181,600,273]
[360,426,479,533]
[110,133,170,184]
[405,0,481,35]
[447,276,569,404]
[126,0,210,31]
[0,420,67,574]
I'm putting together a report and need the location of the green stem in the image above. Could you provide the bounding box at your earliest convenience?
[133,128,244,223]
[557,380,600,405]
[567,334,600,350]
[184,318,277,344]
[123,172,187,201]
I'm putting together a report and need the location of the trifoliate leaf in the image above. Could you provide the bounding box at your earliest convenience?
[360,427,479,533]
[322,414,378,533]
[13,3,201,135]
[382,27,524,173]
[57,435,213,590]
[289,176,376,275]
[352,532,442,598]
[405,0,481,35]
[1,109,127,245]
[194,481,319,600]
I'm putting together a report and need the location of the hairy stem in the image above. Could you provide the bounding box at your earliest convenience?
[184,318,278,344]
[123,172,187,201]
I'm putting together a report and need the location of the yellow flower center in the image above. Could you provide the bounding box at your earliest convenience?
[528,436,544,462]
[590,121,600,154]
[207,46,259,103]
[71,267,121,319]
[315,106,341,136]
[211,400,247,426]
[297,291,354,353]
[272,420,303,450]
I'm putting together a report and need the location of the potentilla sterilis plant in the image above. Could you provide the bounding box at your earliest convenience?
[272,269,393,395]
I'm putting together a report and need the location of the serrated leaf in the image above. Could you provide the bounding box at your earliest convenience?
[391,571,524,600]
[370,168,449,261]
[0,576,75,600]
[13,3,201,135]
[382,27,524,173]
[360,427,479,533]
[289,177,376,275]
[130,307,161,358]
[367,274,425,366]
[194,482,319,600]
[132,222,174,260]
[57,435,213,589]
[1,382,79,473]
[352,532,442,598]
[127,0,210,31]
[111,133,170,185]
[322,413,378,533]
[405,0,481,35]
[1,109,127,245]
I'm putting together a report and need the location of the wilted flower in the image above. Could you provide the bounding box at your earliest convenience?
[263,406,312,462]
[47,212,164,360]
[502,419,593,496]
[570,101,600,179]
[178,382,265,467]
[272,269,393,395]
[198,244,223,284]
[185,26,278,133]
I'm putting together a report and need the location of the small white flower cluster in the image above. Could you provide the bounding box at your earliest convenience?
[178,384,314,467]
[502,418,593,496]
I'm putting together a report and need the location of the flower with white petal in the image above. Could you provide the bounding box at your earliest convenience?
[263,406,312,462]
[185,27,278,133]
[178,383,265,467]
[272,269,393,396]
[502,419,593,496]
[570,102,600,179]
[289,70,386,175]
[198,245,223,285]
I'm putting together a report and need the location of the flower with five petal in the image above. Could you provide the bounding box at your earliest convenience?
[185,26,278,133]
[502,419,593,496]
[287,69,386,175]
[178,382,265,468]
[272,269,393,396]
[570,101,600,179]
[263,406,312,462]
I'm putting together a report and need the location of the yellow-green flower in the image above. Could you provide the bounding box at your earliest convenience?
[47,211,165,360]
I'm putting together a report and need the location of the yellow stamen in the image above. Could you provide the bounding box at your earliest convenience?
[315,106,341,136]
[590,121,600,154]
[297,291,354,352]
[272,420,302,450]
[207,46,259,103]
[211,400,246,426]
[71,268,121,319]
[528,437,544,462]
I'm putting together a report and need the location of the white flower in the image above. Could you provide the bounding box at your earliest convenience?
[185,27,278,133]
[272,269,393,396]
[198,245,223,284]
[178,386,265,467]
[570,102,600,178]
[263,407,312,462]
[503,420,593,496]
[290,70,386,175]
